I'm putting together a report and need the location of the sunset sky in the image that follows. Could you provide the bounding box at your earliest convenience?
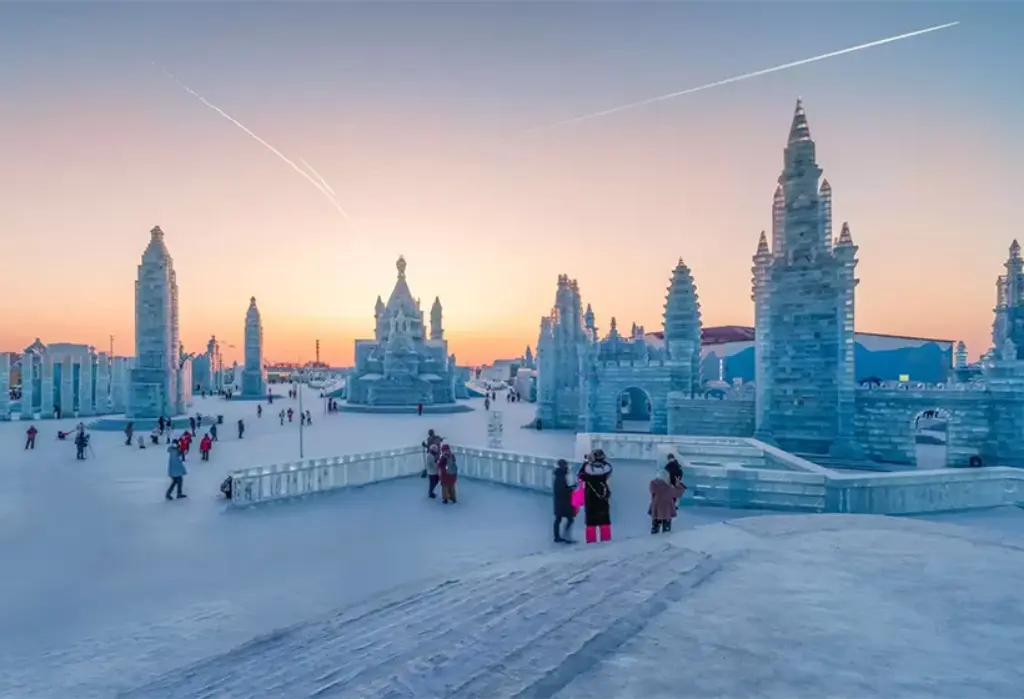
[1,2,1020,366]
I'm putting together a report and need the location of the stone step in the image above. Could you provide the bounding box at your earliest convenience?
[122,543,707,698]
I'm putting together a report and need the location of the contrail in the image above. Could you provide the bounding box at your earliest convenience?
[300,157,336,196]
[156,64,351,221]
[526,21,959,134]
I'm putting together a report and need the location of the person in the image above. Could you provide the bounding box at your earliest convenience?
[305,410,312,425]
[257,404,262,418]
[199,433,213,461]
[189,416,197,436]
[578,449,613,543]
[237,418,245,439]
[220,475,233,499]
[425,443,441,498]
[74,430,89,460]
[165,440,187,500]
[287,407,293,423]
[150,426,160,445]
[124,422,134,446]
[25,425,38,450]
[417,403,423,416]
[664,453,683,486]
[437,444,458,504]
[210,422,218,442]
[552,459,577,543]
[649,465,687,534]
[279,410,285,425]
[421,429,442,478]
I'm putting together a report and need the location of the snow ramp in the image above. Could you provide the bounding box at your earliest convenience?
[120,513,1024,698]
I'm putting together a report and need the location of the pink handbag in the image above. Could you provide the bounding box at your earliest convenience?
[571,482,585,509]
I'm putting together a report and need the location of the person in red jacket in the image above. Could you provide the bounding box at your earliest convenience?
[199,433,213,461]
[437,444,459,504]
[178,431,191,456]
[25,425,38,450]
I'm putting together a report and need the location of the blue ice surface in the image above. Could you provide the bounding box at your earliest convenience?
[1,388,1021,698]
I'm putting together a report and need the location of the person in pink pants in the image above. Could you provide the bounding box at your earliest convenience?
[578,449,613,543]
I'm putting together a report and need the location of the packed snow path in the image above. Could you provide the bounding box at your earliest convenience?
[122,514,1024,699]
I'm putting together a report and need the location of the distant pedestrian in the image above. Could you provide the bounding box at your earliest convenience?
[438,444,458,504]
[25,425,37,450]
[417,403,423,416]
[124,422,134,446]
[237,418,245,439]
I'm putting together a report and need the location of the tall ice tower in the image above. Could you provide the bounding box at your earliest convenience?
[129,225,180,418]
[752,100,860,456]
[242,296,266,397]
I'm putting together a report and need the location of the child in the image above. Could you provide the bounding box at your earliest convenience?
[649,465,687,534]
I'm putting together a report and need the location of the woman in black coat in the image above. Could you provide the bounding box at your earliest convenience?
[578,450,613,543]
[552,459,577,543]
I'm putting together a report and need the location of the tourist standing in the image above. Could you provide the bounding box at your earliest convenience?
[210,422,218,441]
[165,440,187,500]
[237,418,245,439]
[649,466,686,534]
[74,429,88,460]
[578,449,613,543]
[425,443,440,498]
[438,444,458,504]
[257,404,262,418]
[25,425,37,450]
[199,433,213,461]
[124,422,134,446]
[552,459,576,543]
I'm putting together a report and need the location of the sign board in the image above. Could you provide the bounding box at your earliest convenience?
[899,374,910,383]
[487,409,504,449]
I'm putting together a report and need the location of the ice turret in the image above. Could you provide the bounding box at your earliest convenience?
[130,225,180,418]
[835,221,854,247]
[584,303,596,338]
[819,179,833,248]
[662,258,702,395]
[242,296,265,398]
[524,345,534,369]
[788,98,812,143]
[429,296,444,340]
[771,185,785,258]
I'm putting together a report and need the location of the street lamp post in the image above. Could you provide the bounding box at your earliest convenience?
[298,368,305,459]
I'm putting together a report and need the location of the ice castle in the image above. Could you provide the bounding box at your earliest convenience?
[536,100,1024,468]
[345,256,468,411]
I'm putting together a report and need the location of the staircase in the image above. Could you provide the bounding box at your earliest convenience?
[121,542,711,699]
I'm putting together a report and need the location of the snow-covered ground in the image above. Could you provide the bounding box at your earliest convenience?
[1,387,1022,698]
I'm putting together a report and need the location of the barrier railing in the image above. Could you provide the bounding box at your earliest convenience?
[230,446,423,507]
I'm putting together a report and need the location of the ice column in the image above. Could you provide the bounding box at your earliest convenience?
[78,353,94,417]
[20,352,35,420]
[40,354,54,417]
[61,357,74,416]
[96,352,111,414]
[0,353,9,420]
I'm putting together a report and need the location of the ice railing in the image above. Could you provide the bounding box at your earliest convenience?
[856,380,987,391]
[228,444,559,507]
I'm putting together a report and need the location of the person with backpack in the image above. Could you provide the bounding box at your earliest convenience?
[578,449,613,543]
[552,459,577,543]
[437,444,458,504]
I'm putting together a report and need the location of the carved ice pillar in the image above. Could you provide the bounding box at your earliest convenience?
[40,354,54,417]
[78,353,94,416]
[0,353,9,420]
[61,356,74,416]
[96,352,111,414]
[20,353,35,419]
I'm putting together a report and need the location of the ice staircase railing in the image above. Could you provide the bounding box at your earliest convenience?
[226,443,1024,516]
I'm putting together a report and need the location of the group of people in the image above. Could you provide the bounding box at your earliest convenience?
[421,429,459,503]
[551,452,688,544]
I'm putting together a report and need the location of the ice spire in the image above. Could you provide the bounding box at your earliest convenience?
[756,230,770,256]
[836,221,854,247]
[429,296,444,340]
[819,179,833,248]
[788,97,812,144]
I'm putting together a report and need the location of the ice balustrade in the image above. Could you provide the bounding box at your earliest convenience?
[228,444,560,507]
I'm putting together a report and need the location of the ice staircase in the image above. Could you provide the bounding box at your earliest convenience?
[120,540,713,699]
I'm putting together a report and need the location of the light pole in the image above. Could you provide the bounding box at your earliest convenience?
[297,367,305,459]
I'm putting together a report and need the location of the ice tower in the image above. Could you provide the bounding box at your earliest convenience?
[991,240,1024,358]
[663,258,702,397]
[242,297,266,398]
[535,275,588,429]
[752,100,859,455]
[129,226,180,418]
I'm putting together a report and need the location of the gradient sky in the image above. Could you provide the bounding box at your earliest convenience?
[1,1,1021,366]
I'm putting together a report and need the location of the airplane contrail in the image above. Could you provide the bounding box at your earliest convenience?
[525,21,959,134]
[300,157,336,196]
[156,64,351,222]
